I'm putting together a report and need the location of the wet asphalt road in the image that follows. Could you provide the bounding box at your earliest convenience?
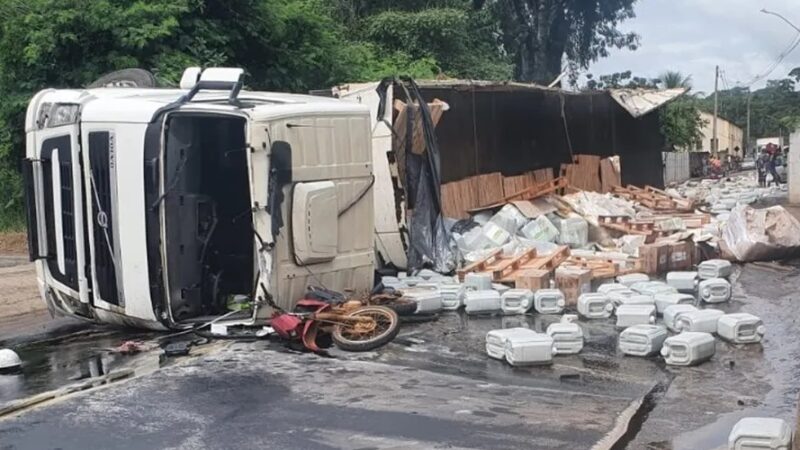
[0,262,798,449]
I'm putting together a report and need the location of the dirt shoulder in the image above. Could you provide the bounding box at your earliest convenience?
[0,231,28,255]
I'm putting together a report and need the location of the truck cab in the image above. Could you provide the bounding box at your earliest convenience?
[23,68,374,330]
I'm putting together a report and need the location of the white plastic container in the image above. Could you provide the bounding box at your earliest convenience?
[728,417,792,450]
[654,293,696,314]
[717,313,766,344]
[578,293,614,319]
[533,289,566,314]
[403,290,443,313]
[464,272,493,291]
[675,308,724,333]
[493,283,511,295]
[520,215,559,242]
[661,332,716,366]
[481,221,512,248]
[501,289,534,315]
[485,328,536,360]
[597,283,631,295]
[504,333,554,366]
[381,276,402,289]
[631,281,678,295]
[666,271,698,292]
[464,290,501,315]
[416,269,438,280]
[403,276,422,287]
[663,304,698,332]
[698,278,731,303]
[558,217,589,248]
[615,304,656,328]
[617,273,650,286]
[698,259,733,279]
[608,289,637,307]
[616,294,656,307]
[546,322,584,355]
[440,284,466,311]
[619,324,668,357]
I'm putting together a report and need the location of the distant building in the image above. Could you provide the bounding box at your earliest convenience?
[691,111,744,158]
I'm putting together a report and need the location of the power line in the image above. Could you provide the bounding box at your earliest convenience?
[732,9,800,88]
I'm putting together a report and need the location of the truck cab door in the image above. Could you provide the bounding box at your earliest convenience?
[27,105,89,305]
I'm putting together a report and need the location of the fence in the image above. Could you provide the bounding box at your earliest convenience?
[662,152,691,185]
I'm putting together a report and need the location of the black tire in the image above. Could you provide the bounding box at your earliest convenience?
[400,313,439,324]
[87,68,157,88]
[332,306,400,352]
[385,299,418,316]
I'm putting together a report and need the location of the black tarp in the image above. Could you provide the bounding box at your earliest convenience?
[412,84,668,189]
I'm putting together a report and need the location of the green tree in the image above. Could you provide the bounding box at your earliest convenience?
[478,0,639,84]
[0,0,431,229]
[659,71,692,89]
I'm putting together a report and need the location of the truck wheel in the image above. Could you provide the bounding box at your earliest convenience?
[87,69,157,88]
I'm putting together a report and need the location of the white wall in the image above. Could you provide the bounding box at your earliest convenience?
[789,129,800,204]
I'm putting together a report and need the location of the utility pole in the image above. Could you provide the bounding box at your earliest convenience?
[712,65,719,156]
[746,92,751,158]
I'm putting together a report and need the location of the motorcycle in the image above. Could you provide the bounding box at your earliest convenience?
[268,288,400,353]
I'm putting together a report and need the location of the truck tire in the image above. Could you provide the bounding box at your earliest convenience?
[87,68,157,88]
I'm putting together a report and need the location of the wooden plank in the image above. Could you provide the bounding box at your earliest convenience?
[532,168,554,183]
[457,248,503,280]
[502,173,537,198]
[492,248,537,281]
[468,177,568,213]
[600,157,621,193]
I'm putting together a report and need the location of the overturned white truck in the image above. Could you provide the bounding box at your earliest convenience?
[23,68,375,329]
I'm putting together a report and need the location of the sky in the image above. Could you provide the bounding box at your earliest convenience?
[586,0,800,94]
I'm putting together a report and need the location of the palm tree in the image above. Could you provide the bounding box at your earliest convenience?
[659,71,693,90]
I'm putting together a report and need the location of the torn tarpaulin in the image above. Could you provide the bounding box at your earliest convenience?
[377,77,455,273]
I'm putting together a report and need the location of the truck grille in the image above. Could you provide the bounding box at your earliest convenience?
[88,132,119,305]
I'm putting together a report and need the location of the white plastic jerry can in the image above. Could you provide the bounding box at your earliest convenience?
[608,289,637,307]
[617,273,650,286]
[504,332,554,366]
[546,322,584,355]
[577,293,614,319]
[697,259,733,279]
[675,308,724,333]
[440,284,466,311]
[464,290,502,315]
[666,271,698,292]
[616,294,656,307]
[403,289,444,314]
[630,281,675,295]
[619,324,668,357]
[661,332,716,366]
[615,304,656,329]
[464,272,493,291]
[485,327,537,360]
[416,269,438,280]
[381,276,403,290]
[698,278,731,303]
[597,283,631,295]
[654,293,696,314]
[663,304,698,332]
[534,289,566,314]
[717,313,766,344]
[500,289,534,315]
[728,417,792,450]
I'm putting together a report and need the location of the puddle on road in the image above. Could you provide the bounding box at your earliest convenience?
[0,330,164,405]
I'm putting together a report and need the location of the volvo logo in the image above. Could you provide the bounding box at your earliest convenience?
[96,211,108,228]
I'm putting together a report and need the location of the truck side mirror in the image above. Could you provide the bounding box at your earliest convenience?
[267,141,292,239]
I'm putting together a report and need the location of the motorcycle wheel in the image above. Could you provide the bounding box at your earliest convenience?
[332,306,400,352]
